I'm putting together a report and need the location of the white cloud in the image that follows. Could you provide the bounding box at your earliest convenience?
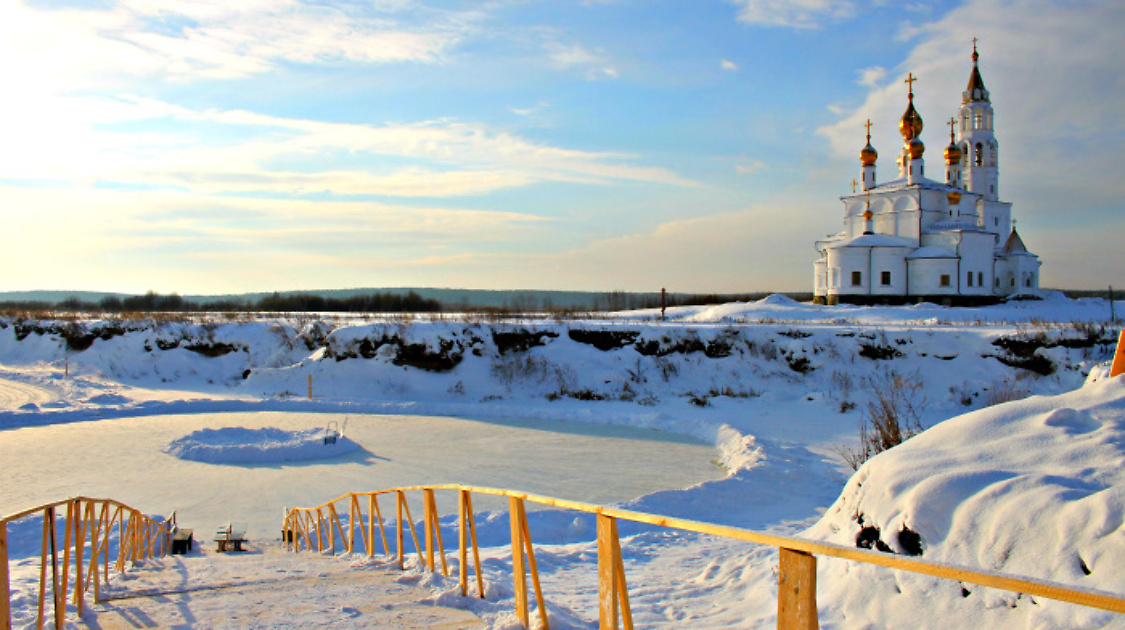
[0,0,467,89]
[544,40,620,80]
[856,65,886,87]
[0,94,698,199]
[721,59,740,72]
[726,0,855,28]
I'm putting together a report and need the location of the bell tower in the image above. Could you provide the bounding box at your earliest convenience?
[957,41,999,201]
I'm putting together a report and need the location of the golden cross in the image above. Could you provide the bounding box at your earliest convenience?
[973,37,978,53]
[904,72,917,93]
[948,117,956,137]
[851,179,858,193]
[864,118,873,137]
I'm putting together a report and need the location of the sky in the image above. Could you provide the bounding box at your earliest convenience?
[0,0,1122,295]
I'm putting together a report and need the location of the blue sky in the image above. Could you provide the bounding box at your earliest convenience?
[1,0,1121,294]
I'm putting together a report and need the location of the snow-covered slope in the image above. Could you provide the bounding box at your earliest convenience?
[807,373,1125,628]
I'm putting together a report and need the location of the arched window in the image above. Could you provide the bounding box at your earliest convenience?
[974,112,983,129]
[961,113,969,132]
[989,141,997,167]
[975,143,983,166]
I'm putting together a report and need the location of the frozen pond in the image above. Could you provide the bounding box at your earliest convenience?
[0,412,723,540]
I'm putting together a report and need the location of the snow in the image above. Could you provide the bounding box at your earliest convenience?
[0,296,1122,628]
[164,425,359,463]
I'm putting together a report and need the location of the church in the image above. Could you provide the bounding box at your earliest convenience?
[813,45,1040,306]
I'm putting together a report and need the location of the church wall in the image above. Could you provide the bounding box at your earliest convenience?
[958,232,995,295]
[908,258,959,296]
[869,249,908,296]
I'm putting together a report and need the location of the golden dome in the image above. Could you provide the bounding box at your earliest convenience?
[860,142,878,166]
[947,190,962,205]
[899,73,923,141]
[908,137,925,160]
[900,100,923,141]
[944,141,962,164]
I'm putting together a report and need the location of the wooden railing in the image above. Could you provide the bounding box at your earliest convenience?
[285,484,1125,630]
[1,497,176,630]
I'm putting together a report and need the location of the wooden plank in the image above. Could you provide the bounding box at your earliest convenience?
[60,503,72,624]
[38,509,48,630]
[459,490,468,597]
[74,500,86,615]
[423,490,436,572]
[597,514,618,630]
[1,522,10,630]
[426,489,448,576]
[396,492,405,570]
[778,548,818,630]
[519,504,549,630]
[328,503,345,555]
[399,493,425,567]
[609,518,632,630]
[509,497,529,628]
[466,492,484,599]
[372,495,389,557]
[50,507,62,630]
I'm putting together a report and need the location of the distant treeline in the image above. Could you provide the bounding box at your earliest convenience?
[0,289,818,314]
[1,291,441,314]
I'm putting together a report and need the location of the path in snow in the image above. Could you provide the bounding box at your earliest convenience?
[0,373,55,410]
[79,543,481,629]
[0,411,721,544]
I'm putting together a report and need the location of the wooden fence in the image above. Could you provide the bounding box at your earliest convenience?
[1,497,176,630]
[285,484,1125,630]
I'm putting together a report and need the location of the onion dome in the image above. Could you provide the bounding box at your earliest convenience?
[944,120,962,164]
[899,73,923,141]
[947,190,962,205]
[908,137,925,160]
[860,120,878,166]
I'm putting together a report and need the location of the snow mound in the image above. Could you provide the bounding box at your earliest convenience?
[755,293,800,306]
[807,376,1125,627]
[164,427,359,464]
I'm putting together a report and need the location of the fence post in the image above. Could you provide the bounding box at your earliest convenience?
[597,514,619,630]
[1,522,9,630]
[509,497,529,628]
[1110,330,1125,378]
[777,548,818,630]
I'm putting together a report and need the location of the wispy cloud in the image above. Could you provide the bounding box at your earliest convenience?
[0,94,698,198]
[0,0,470,88]
[721,59,740,72]
[726,0,855,29]
[543,40,619,80]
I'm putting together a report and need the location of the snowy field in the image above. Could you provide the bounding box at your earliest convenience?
[1,293,1122,628]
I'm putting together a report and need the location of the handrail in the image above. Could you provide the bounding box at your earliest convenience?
[2,496,176,630]
[284,484,1125,630]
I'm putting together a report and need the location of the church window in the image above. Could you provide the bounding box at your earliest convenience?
[966,272,973,287]
[978,272,984,286]
[974,112,983,129]
[975,143,983,166]
[940,274,951,287]
[994,217,998,227]
[1010,277,1015,287]
[851,271,862,286]
[881,271,891,286]
[1026,276,1033,288]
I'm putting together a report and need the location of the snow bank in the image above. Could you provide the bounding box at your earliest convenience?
[807,376,1125,628]
[164,426,358,463]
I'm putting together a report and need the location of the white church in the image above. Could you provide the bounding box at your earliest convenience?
[813,45,1040,306]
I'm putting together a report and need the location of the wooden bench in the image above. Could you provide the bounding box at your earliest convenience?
[214,522,247,552]
[171,528,194,554]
